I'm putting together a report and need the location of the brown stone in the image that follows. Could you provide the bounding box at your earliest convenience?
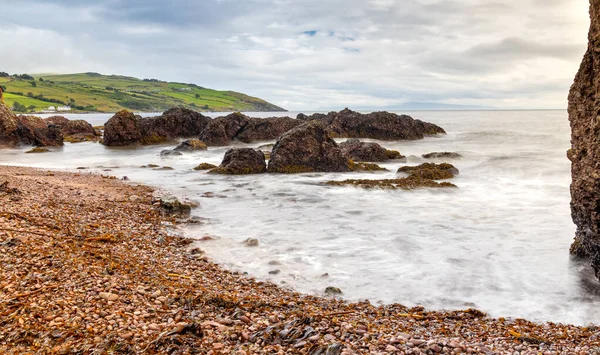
[568,1,600,277]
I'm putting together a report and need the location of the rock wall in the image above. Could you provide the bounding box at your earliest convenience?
[568,1,600,277]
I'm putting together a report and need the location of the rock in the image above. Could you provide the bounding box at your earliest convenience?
[325,286,342,295]
[103,110,143,146]
[244,238,259,247]
[348,161,387,172]
[160,149,183,157]
[338,138,390,162]
[326,177,457,190]
[268,121,351,173]
[193,163,217,170]
[103,108,210,146]
[568,1,600,276]
[209,148,266,174]
[200,112,251,146]
[268,269,281,275]
[99,292,119,301]
[0,103,20,147]
[235,116,301,143]
[173,139,207,152]
[159,195,192,215]
[386,149,405,160]
[62,120,96,136]
[397,163,459,180]
[327,108,446,140]
[422,152,462,159]
[43,115,69,126]
[25,147,50,154]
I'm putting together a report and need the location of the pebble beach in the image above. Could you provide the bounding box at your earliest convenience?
[0,166,598,355]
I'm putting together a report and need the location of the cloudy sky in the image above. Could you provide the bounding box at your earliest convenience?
[0,0,590,110]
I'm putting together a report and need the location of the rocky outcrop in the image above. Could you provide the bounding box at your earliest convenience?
[568,1,600,277]
[327,108,445,140]
[200,112,250,146]
[62,120,96,136]
[199,113,300,146]
[44,115,69,126]
[268,121,351,173]
[339,138,391,162]
[0,103,21,147]
[235,116,301,143]
[103,108,210,146]
[209,148,266,174]
[103,110,143,146]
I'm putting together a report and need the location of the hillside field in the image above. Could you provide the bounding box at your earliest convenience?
[0,73,285,113]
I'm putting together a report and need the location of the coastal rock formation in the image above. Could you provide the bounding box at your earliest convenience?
[103,110,143,146]
[339,138,391,162]
[235,116,301,143]
[103,108,210,146]
[568,1,600,276]
[209,148,266,174]
[16,115,64,147]
[160,149,183,157]
[423,152,462,159]
[43,115,70,126]
[200,112,250,146]
[62,120,96,136]
[328,108,446,140]
[268,121,351,173]
[199,113,300,146]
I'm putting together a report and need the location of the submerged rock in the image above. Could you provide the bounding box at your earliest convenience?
[25,147,50,154]
[327,177,457,190]
[268,121,351,173]
[397,163,459,180]
[325,286,343,295]
[568,1,600,277]
[174,139,207,152]
[422,152,462,159]
[209,148,266,174]
[160,149,183,157]
[193,162,217,171]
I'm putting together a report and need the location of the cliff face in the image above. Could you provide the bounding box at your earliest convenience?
[568,1,600,276]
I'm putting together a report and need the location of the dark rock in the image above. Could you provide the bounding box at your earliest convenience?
[235,116,301,143]
[339,138,389,162]
[397,163,459,180]
[348,161,388,171]
[25,147,50,154]
[325,286,342,295]
[422,152,462,159]
[139,107,210,144]
[209,148,266,174]
[160,149,183,157]
[327,177,457,190]
[568,1,600,277]
[327,108,446,140]
[268,121,351,173]
[200,112,251,146]
[103,110,143,146]
[16,115,63,147]
[103,108,210,146]
[174,139,207,152]
[296,112,336,125]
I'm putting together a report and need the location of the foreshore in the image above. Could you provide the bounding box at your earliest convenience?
[0,166,596,354]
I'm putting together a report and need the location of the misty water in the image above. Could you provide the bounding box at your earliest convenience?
[2,110,598,326]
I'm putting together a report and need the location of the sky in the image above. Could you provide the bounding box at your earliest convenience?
[0,0,590,110]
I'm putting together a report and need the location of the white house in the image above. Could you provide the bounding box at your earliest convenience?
[57,106,72,111]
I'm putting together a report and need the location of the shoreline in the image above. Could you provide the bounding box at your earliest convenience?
[0,166,597,354]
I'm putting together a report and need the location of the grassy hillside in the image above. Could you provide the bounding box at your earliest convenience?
[0,72,285,113]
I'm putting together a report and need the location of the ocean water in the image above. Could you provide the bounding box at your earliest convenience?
[3,110,598,326]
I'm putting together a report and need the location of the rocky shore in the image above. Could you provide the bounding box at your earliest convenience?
[0,166,598,354]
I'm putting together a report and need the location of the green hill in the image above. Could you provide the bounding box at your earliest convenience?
[0,72,285,113]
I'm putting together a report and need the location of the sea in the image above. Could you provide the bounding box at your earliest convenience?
[2,110,598,326]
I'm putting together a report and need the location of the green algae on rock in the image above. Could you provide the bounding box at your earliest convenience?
[25,147,50,154]
[193,163,218,171]
[348,160,388,172]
